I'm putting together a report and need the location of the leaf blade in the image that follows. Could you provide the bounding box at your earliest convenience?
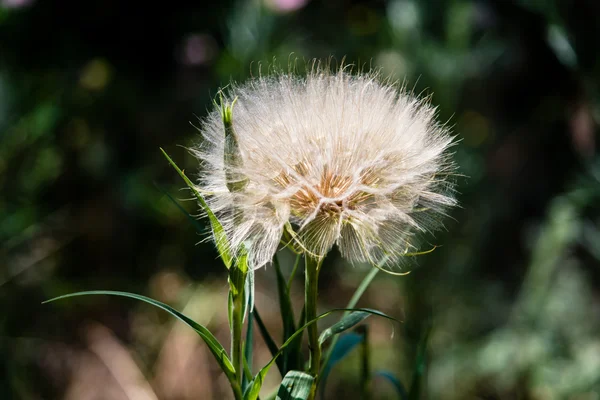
[159,186,205,233]
[318,310,372,346]
[252,307,283,376]
[374,371,408,400]
[43,291,237,384]
[319,266,380,386]
[160,147,232,268]
[276,371,314,400]
[273,256,298,372]
[319,332,364,398]
[244,308,398,400]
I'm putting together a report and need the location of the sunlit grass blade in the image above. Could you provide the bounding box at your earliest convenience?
[242,273,255,392]
[244,264,255,319]
[242,313,254,392]
[277,371,314,400]
[160,147,232,268]
[374,371,408,400]
[243,308,398,400]
[318,310,380,346]
[43,290,240,397]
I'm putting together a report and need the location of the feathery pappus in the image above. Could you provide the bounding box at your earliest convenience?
[192,64,457,270]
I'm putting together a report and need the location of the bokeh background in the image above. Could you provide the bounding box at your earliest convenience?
[1,0,599,399]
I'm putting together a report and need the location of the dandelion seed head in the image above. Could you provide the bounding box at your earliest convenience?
[192,63,457,269]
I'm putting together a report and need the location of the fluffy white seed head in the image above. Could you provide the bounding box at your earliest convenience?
[192,66,457,269]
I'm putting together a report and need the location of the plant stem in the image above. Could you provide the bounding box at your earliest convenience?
[232,381,243,400]
[305,255,322,400]
[229,263,247,400]
[287,253,302,293]
[232,291,243,394]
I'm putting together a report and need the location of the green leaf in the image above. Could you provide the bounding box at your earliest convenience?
[318,310,375,346]
[319,267,380,385]
[160,147,232,268]
[243,307,254,393]
[218,94,248,193]
[159,186,205,233]
[346,267,380,315]
[228,291,234,332]
[244,308,398,400]
[242,270,255,393]
[43,291,237,386]
[276,371,314,400]
[229,258,247,297]
[274,256,296,332]
[286,254,302,293]
[374,371,408,400]
[244,259,255,319]
[319,333,364,398]
[273,256,298,372]
[252,307,283,375]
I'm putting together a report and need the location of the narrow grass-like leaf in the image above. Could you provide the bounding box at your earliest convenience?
[276,371,314,400]
[319,266,380,385]
[160,147,232,268]
[229,256,248,393]
[242,275,255,392]
[274,256,296,330]
[244,308,397,400]
[244,264,255,318]
[43,291,237,385]
[159,186,204,233]
[228,291,234,333]
[346,268,380,316]
[273,256,297,372]
[252,307,283,375]
[319,332,364,398]
[374,371,408,400]
[286,254,302,293]
[242,315,254,392]
[318,310,374,346]
[243,351,253,393]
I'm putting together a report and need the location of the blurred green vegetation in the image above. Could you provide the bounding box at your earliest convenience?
[1,0,599,399]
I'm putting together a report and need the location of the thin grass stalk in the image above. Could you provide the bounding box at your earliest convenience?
[229,264,246,400]
[305,255,322,399]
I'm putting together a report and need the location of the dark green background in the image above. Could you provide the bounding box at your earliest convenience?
[1,0,599,398]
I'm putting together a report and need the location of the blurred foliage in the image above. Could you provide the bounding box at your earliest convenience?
[1,0,599,399]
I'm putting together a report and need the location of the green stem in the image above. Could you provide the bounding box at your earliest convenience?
[232,293,243,393]
[287,253,302,293]
[305,255,322,400]
[232,381,243,400]
[229,264,246,400]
